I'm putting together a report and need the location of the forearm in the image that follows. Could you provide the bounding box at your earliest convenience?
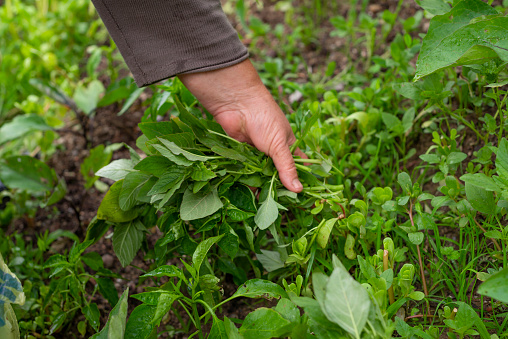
[91,0,248,86]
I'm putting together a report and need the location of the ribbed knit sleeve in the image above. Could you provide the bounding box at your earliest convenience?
[91,0,249,86]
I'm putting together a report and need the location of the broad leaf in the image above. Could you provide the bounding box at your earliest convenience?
[119,172,152,211]
[0,114,52,145]
[112,220,144,267]
[255,195,279,230]
[317,218,338,249]
[0,156,57,192]
[415,0,450,15]
[239,308,291,339]
[134,156,174,177]
[496,138,508,180]
[192,235,224,275]
[320,267,371,337]
[124,304,157,339]
[147,168,186,196]
[415,0,507,81]
[98,181,140,223]
[96,159,136,181]
[141,265,186,282]
[83,303,100,331]
[90,288,129,339]
[465,182,496,215]
[73,80,105,115]
[460,173,501,192]
[180,188,224,221]
[231,279,288,300]
[478,267,508,303]
[152,143,194,166]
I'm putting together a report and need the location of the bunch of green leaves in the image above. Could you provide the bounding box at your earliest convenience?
[0,155,67,224]
[93,96,343,269]
[414,0,508,83]
[43,241,122,336]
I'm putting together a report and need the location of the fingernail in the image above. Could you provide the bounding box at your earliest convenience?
[293,179,303,191]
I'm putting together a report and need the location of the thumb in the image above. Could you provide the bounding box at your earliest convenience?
[269,138,303,193]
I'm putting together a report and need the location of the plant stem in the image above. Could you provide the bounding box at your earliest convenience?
[408,203,429,297]
[192,303,204,339]
[383,250,395,305]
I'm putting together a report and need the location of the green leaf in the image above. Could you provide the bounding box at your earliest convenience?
[124,304,157,339]
[231,279,288,300]
[218,223,239,258]
[274,298,300,323]
[191,163,216,182]
[255,195,279,230]
[139,121,179,139]
[118,87,144,116]
[155,175,186,209]
[398,172,412,194]
[415,0,507,81]
[357,255,376,280]
[90,288,129,339]
[141,265,185,282]
[211,145,247,162]
[112,220,144,267]
[292,297,345,337]
[49,312,67,335]
[159,138,215,162]
[452,302,490,339]
[256,250,285,272]
[152,293,179,325]
[478,267,508,303]
[85,217,111,246]
[134,156,174,177]
[208,318,227,339]
[224,184,257,212]
[0,156,57,192]
[317,218,338,249]
[83,303,100,331]
[120,172,152,211]
[496,138,508,180]
[0,114,52,145]
[180,188,224,221]
[152,143,194,166]
[447,152,467,165]
[408,232,424,245]
[484,230,502,239]
[81,145,113,189]
[97,278,119,308]
[465,182,496,214]
[460,173,501,192]
[44,177,67,207]
[415,0,450,15]
[147,168,186,196]
[73,80,105,115]
[98,181,140,223]
[192,235,224,275]
[224,317,242,339]
[96,159,136,181]
[319,267,371,337]
[239,308,291,339]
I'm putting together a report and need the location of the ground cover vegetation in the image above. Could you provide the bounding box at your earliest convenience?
[0,0,507,337]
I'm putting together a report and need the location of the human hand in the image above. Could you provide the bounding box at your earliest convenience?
[178,59,304,193]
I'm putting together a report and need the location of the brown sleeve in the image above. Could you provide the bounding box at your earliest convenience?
[91,0,249,87]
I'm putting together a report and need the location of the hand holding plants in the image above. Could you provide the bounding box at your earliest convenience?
[178,59,305,193]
